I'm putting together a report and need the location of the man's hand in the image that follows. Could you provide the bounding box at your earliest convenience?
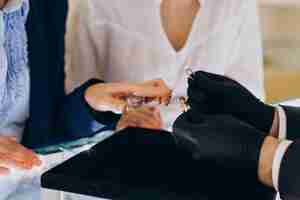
[85,79,172,114]
[116,107,163,131]
[0,136,42,175]
[187,71,276,133]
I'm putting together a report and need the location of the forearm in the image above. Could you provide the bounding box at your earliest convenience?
[258,136,294,194]
[258,136,279,188]
[56,79,118,138]
[269,109,279,138]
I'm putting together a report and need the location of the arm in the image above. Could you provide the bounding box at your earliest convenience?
[258,139,300,199]
[225,0,265,100]
[55,79,119,140]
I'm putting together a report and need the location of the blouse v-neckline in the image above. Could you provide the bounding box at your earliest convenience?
[155,0,205,57]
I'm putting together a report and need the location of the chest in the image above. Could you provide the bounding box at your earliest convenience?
[160,0,200,52]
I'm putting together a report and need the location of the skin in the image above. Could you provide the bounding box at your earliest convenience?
[257,109,281,188]
[258,136,279,188]
[0,136,42,175]
[0,0,42,176]
[85,79,172,114]
[161,0,200,51]
[0,0,8,9]
[116,107,163,131]
[269,110,280,138]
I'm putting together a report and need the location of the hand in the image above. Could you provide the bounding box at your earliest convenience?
[187,71,276,133]
[116,107,163,131]
[173,111,267,172]
[85,79,172,114]
[0,136,42,175]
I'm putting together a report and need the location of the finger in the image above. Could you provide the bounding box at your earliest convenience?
[0,137,40,167]
[134,80,172,98]
[130,111,162,129]
[6,144,40,167]
[92,95,127,113]
[150,107,161,118]
[0,167,9,176]
[21,149,42,166]
[7,137,17,142]
[161,93,172,105]
[120,116,159,130]
[116,119,138,131]
[90,83,137,95]
[9,143,37,161]
[128,107,161,124]
[119,111,162,130]
[0,154,33,170]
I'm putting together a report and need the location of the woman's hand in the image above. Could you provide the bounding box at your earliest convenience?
[85,79,172,113]
[0,136,42,175]
[116,107,163,131]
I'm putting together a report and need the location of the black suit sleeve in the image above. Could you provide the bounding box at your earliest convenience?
[279,140,300,199]
[281,106,300,140]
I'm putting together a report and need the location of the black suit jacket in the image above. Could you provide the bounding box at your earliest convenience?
[23,0,105,149]
[279,140,300,200]
[278,106,300,199]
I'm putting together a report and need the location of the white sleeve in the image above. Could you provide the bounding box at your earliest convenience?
[225,0,265,100]
[65,0,106,94]
[276,106,288,140]
[272,140,293,192]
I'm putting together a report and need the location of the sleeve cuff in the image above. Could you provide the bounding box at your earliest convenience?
[59,79,110,139]
[272,140,293,191]
[276,106,287,140]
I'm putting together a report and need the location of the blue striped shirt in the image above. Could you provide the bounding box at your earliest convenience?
[0,0,30,142]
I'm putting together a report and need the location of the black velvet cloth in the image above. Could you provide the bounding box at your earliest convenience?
[281,106,300,140]
[279,140,300,200]
[42,128,274,200]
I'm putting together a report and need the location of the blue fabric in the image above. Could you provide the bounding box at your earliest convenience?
[22,0,112,149]
[56,80,107,141]
[0,0,30,140]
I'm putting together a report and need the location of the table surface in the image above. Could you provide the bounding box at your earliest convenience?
[1,98,300,200]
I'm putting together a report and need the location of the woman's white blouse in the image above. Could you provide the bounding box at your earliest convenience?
[65,0,265,130]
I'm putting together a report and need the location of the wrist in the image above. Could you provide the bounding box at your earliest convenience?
[269,109,279,138]
[258,136,279,188]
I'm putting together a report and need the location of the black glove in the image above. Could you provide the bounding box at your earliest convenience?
[187,71,275,133]
[173,111,266,172]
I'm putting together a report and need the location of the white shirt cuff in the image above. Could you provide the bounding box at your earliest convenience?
[272,140,293,192]
[276,106,287,140]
